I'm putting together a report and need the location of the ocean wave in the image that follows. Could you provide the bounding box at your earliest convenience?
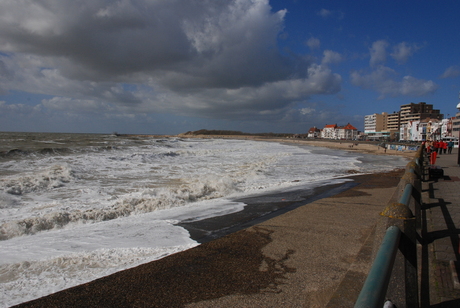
[108,151,180,162]
[0,164,74,196]
[0,146,119,159]
[0,176,238,240]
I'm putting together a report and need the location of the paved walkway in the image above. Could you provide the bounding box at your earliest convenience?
[422,148,460,307]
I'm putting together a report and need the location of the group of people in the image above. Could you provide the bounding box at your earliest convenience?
[425,140,455,154]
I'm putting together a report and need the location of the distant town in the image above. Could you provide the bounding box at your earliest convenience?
[309,102,459,142]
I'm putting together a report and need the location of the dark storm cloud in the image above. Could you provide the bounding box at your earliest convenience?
[0,0,342,121]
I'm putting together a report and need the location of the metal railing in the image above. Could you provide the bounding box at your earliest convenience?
[354,226,401,307]
[354,145,424,308]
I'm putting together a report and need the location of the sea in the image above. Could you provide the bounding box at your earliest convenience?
[0,132,409,307]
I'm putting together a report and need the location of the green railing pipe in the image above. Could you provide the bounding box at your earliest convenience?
[354,226,401,308]
[399,183,413,207]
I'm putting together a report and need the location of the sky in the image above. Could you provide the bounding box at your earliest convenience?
[1,0,460,135]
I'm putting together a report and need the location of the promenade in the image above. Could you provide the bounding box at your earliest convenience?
[423,148,460,307]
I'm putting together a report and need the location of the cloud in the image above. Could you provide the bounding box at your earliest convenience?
[0,0,344,127]
[440,65,460,79]
[350,66,438,98]
[300,107,315,115]
[390,42,420,64]
[316,8,344,20]
[306,37,321,50]
[369,40,389,67]
[317,9,332,18]
[369,40,420,67]
[322,50,343,65]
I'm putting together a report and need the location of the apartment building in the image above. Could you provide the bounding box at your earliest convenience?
[386,112,401,131]
[400,102,443,125]
[364,113,387,133]
[364,102,444,141]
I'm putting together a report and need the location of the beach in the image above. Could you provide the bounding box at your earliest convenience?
[177,134,418,159]
[2,134,413,307]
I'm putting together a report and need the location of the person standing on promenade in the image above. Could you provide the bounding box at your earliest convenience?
[440,141,444,154]
[442,140,447,154]
[448,140,454,154]
[432,141,439,155]
[437,140,442,155]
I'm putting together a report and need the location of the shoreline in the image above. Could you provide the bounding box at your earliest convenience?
[11,135,413,307]
[175,134,418,159]
[15,169,405,307]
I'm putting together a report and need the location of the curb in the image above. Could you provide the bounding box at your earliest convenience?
[449,260,460,290]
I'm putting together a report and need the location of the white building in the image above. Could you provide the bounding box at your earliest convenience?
[321,124,338,139]
[337,123,358,140]
[321,123,358,140]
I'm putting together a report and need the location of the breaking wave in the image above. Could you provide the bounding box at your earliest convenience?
[0,165,74,196]
[0,146,118,159]
[0,176,238,240]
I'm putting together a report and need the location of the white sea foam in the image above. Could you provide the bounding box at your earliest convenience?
[0,164,74,196]
[0,133,409,307]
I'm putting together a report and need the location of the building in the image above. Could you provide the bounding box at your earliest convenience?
[364,113,387,133]
[337,123,358,140]
[364,102,444,141]
[321,123,358,140]
[307,126,321,138]
[321,124,337,139]
[453,103,460,139]
[364,112,389,140]
[386,112,401,131]
[399,102,443,126]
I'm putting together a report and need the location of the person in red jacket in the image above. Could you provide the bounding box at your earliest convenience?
[437,140,443,155]
[442,140,448,154]
[432,141,439,154]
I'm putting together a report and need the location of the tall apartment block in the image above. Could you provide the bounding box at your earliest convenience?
[399,102,443,124]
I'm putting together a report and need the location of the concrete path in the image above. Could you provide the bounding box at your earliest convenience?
[422,148,460,307]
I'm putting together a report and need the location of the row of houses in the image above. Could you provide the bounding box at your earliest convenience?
[307,123,358,140]
[400,118,452,141]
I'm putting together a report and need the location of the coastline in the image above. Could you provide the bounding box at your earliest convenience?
[11,135,412,307]
[175,134,418,159]
[15,169,405,308]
